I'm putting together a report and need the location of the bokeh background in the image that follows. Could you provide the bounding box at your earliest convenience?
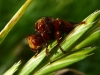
[0,0,100,75]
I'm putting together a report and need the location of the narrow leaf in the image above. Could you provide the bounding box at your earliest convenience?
[0,0,33,44]
[83,10,100,23]
[74,30,100,50]
[3,61,21,75]
[34,47,96,75]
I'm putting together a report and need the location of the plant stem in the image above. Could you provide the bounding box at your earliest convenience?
[0,0,33,44]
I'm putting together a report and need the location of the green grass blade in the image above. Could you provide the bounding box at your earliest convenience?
[3,61,21,75]
[18,54,46,75]
[34,47,96,75]
[74,29,100,50]
[83,10,100,23]
[0,0,33,44]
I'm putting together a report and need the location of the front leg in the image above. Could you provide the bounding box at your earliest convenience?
[41,33,50,56]
[55,31,66,54]
[54,18,66,54]
[34,49,41,57]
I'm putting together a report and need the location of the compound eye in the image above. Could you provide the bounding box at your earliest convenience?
[26,34,44,52]
[35,19,46,33]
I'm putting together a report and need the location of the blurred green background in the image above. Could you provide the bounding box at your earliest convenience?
[0,0,100,75]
